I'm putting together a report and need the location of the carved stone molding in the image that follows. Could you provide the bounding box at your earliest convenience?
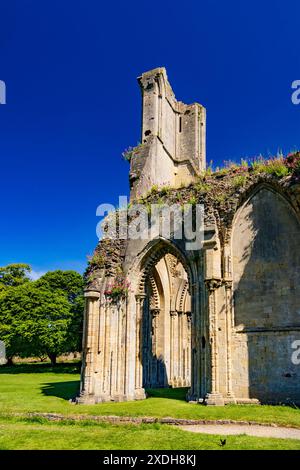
[186,311,192,323]
[205,279,222,292]
[149,275,160,311]
[84,290,101,299]
[151,308,160,318]
[135,240,192,295]
[135,293,146,302]
[223,280,233,290]
[165,253,180,278]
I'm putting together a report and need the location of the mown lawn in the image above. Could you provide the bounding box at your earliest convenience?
[1,363,300,427]
[1,362,300,450]
[1,416,300,450]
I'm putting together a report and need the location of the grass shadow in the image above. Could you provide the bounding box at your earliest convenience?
[41,380,80,400]
[0,362,81,375]
[146,387,188,401]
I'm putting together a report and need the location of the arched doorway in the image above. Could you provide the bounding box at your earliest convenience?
[138,245,192,389]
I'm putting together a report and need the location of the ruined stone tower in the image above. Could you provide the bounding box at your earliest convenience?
[129,67,206,199]
[79,68,300,406]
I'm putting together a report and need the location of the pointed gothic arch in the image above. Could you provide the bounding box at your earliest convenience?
[130,238,193,390]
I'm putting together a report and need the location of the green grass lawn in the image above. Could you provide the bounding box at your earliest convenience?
[1,362,300,450]
[1,416,300,450]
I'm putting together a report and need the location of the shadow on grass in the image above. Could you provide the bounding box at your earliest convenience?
[146,387,188,401]
[0,362,81,375]
[40,383,189,402]
[40,384,188,402]
[41,380,80,400]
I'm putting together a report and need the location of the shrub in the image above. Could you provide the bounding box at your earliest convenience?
[232,175,247,189]
[223,160,240,171]
[251,156,289,177]
[149,184,159,194]
[201,160,214,177]
[215,193,226,204]
[285,152,300,175]
[214,167,230,176]
[240,158,249,169]
[122,143,144,162]
[251,158,268,174]
[194,181,211,193]
[187,195,197,205]
[264,158,289,177]
[122,146,135,162]
[87,253,105,269]
[159,186,171,196]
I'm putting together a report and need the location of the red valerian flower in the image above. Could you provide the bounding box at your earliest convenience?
[104,273,131,303]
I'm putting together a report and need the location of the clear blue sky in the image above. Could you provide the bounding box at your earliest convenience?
[0,0,299,276]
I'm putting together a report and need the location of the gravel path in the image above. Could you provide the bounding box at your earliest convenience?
[179,424,300,440]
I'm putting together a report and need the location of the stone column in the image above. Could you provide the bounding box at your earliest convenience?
[108,302,121,399]
[96,295,106,396]
[151,308,160,386]
[79,290,100,402]
[115,302,123,396]
[177,311,183,386]
[102,300,112,396]
[181,313,186,385]
[187,282,200,402]
[151,309,160,354]
[186,311,192,386]
[224,280,236,402]
[145,301,151,387]
[134,294,146,399]
[205,280,224,406]
[170,310,177,386]
[123,296,131,398]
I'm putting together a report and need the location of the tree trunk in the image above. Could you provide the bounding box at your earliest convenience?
[48,353,57,366]
[6,357,14,366]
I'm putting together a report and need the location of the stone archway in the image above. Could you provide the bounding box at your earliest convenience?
[134,240,192,392]
[142,253,191,389]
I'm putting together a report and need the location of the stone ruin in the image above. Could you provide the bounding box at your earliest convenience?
[78,67,300,405]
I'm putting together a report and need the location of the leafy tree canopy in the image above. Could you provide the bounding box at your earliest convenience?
[0,282,72,364]
[36,270,85,353]
[0,263,31,289]
[36,270,84,302]
[0,266,85,364]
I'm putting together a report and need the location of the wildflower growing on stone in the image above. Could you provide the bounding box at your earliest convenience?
[104,273,131,303]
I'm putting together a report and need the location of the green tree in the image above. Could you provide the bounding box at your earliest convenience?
[0,263,31,289]
[36,270,84,353]
[0,283,72,365]
[36,270,84,302]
